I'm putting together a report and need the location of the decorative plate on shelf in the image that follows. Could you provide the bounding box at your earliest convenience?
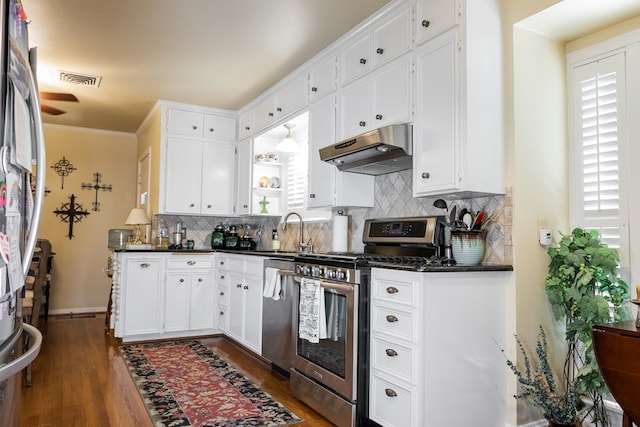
[255,153,265,162]
[258,176,270,188]
[270,177,281,188]
[265,152,278,162]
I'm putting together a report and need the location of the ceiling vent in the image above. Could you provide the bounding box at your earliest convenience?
[57,71,102,88]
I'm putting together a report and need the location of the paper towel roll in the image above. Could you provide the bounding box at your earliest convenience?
[332,215,349,253]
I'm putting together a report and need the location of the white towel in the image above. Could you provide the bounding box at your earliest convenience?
[263,267,281,300]
[299,278,322,343]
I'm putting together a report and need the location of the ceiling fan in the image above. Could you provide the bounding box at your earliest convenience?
[39,91,78,116]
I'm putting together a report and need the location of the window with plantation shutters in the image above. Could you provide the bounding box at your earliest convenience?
[285,139,308,211]
[569,51,628,252]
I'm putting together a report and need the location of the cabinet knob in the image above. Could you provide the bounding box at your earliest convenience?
[385,388,398,397]
[386,314,398,323]
[207,204,212,208]
[243,204,248,208]
[187,260,196,266]
[386,286,398,294]
[208,128,214,133]
[359,58,367,65]
[198,278,203,282]
[268,112,274,117]
[375,114,383,120]
[219,261,225,266]
[385,348,398,357]
[220,291,224,296]
[220,275,225,279]
[311,86,318,92]
[219,311,224,315]
[243,285,249,290]
[139,263,150,268]
[376,48,384,55]
[421,172,430,179]
[276,107,282,112]
[309,193,316,199]
[359,121,366,127]
[422,19,430,28]
[244,126,251,131]
[192,125,198,130]
[189,203,195,207]
[236,284,242,288]
[179,278,184,283]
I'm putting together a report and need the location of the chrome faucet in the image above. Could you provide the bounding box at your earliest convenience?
[282,212,312,253]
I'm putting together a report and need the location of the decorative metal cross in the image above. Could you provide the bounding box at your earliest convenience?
[81,172,112,211]
[53,194,90,240]
[51,156,76,189]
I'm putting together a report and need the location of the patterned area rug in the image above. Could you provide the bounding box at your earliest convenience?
[119,340,303,427]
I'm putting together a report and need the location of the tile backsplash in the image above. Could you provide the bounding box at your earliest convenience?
[154,169,511,265]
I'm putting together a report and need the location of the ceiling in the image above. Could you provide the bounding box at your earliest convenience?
[21,0,640,135]
[21,0,391,133]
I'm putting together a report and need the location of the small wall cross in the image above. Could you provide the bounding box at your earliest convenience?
[81,172,112,211]
[53,194,90,240]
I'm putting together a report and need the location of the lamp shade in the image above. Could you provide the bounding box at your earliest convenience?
[125,208,150,225]
[276,123,300,152]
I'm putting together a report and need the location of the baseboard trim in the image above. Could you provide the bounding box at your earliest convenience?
[48,307,106,316]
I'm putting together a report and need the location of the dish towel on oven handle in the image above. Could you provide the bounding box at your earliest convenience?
[299,277,327,343]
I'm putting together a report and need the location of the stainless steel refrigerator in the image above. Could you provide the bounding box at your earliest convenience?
[0,0,46,424]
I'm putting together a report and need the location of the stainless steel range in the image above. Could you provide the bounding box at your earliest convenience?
[290,216,446,427]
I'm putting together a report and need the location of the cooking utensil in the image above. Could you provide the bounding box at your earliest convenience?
[462,213,473,229]
[433,199,449,223]
[450,206,457,226]
[472,211,486,230]
[458,208,468,220]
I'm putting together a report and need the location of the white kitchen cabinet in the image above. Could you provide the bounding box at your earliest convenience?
[163,138,235,215]
[413,0,504,198]
[308,55,337,103]
[235,139,252,215]
[253,74,308,133]
[238,109,254,140]
[115,253,165,341]
[164,254,215,333]
[307,97,374,209]
[217,254,265,354]
[339,57,412,140]
[167,108,236,141]
[339,3,411,86]
[414,0,460,46]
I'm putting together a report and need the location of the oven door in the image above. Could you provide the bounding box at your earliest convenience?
[292,276,358,401]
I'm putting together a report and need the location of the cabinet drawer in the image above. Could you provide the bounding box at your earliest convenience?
[218,256,244,272]
[167,109,204,138]
[371,335,414,383]
[372,277,416,306]
[217,305,228,331]
[167,256,213,270]
[371,305,414,341]
[217,284,229,306]
[369,374,413,427]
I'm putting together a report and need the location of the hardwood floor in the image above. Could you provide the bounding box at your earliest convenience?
[20,314,333,427]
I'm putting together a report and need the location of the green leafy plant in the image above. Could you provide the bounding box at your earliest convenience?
[545,227,630,426]
[506,326,581,424]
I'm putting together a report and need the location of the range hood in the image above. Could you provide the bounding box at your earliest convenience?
[319,124,412,176]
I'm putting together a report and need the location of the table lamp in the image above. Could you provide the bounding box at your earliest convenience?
[125,208,151,244]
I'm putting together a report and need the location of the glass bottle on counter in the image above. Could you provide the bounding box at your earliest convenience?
[156,218,169,249]
[271,229,280,250]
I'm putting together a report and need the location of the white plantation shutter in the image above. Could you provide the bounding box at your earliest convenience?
[570,51,628,252]
[285,139,308,210]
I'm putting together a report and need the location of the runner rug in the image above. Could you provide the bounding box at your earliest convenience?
[119,340,303,427]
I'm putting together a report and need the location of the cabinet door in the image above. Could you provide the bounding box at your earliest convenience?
[236,140,252,215]
[339,78,372,139]
[203,114,237,141]
[164,138,202,214]
[167,109,204,138]
[165,272,190,332]
[123,258,163,336]
[372,59,412,129]
[243,275,263,354]
[308,98,337,208]
[227,272,245,342]
[309,55,337,103]
[238,109,254,140]
[340,34,372,86]
[371,4,412,68]
[415,0,459,46]
[413,34,459,196]
[201,141,235,215]
[276,74,308,119]
[190,271,215,330]
[253,97,277,133]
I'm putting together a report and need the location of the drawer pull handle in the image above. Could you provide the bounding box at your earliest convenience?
[385,348,398,357]
[386,315,398,323]
[359,120,366,127]
[187,260,196,266]
[386,286,398,294]
[385,388,397,397]
[140,263,150,268]
[244,285,249,290]
[421,172,430,179]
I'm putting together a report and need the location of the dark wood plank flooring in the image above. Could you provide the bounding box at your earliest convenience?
[20,315,333,427]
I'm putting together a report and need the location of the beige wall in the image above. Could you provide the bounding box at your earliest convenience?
[38,125,137,313]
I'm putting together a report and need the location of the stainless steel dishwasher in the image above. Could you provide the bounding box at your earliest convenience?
[262,258,295,375]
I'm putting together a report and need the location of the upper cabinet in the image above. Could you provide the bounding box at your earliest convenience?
[339,3,412,86]
[414,0,460,46]
[413,0,504,197]
[168,108,237,141]
[252,74,308,133]
[308,55,337,103]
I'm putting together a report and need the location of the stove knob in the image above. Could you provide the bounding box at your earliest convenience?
[335,269,346,281]
[311,266,324,277]
[301,265,311,276]
[326,268,336,279]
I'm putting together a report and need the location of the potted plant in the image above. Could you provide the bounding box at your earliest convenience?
[506,326,581,426]
[544,227,631,426]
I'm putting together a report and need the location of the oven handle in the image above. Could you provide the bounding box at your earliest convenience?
[293,276,355,294]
